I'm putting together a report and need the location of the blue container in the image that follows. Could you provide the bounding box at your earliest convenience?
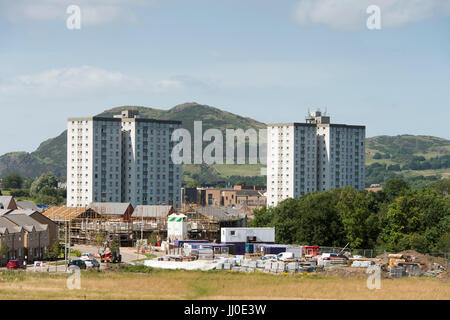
[257,244,289,255]
[224,242,245,255]
[245,243,254,254]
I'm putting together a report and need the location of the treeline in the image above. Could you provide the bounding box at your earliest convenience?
[371,154,450,171]
[249,179,450,254]
[365,162,443,188]
[402,155,450,170]
[184,164,265,188]
[0,172,66,205]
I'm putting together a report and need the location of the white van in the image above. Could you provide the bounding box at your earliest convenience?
[277,252,294,261]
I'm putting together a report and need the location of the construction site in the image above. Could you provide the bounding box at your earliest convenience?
[142,227,449,282]
[42,203,247,247]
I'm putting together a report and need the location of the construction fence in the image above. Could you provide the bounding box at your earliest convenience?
[319,246,449,260]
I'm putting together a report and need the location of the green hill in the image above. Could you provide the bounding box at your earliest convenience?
[0,104,448,188]
[0,130,68,178]
[98,102,265,133]
[366,135,450,162]
[365,135,450,187]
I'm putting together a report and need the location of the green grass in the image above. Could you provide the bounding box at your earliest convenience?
[0,268,448,300]
[132,254,157,262]
[212,164,264,177]
[400,169,450,179]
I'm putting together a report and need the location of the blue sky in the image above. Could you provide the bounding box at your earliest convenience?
[0,0,449,155]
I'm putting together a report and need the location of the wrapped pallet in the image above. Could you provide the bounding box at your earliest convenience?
[277,261,286,273]
[256,260,265,268]
[270,261,278,273]
[287,262,298,273]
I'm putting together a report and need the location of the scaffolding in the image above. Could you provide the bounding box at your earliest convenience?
[43,206,133,247]
[42,204,246,246]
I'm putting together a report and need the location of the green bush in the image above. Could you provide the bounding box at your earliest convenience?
[70,249,82,257]
[119,264,155,273]
[9,189,30,197]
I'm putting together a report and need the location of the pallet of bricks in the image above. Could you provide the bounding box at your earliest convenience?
[263,261,286,274]
[198,248,214,260]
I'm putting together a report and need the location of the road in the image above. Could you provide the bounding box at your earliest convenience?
[0,245,162,273]
[71,244,148,263]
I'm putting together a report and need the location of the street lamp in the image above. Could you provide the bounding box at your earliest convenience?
[55,214,68,272]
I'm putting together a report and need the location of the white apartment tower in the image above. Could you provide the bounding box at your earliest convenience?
[267,110,365,207]
[67,110,182,208]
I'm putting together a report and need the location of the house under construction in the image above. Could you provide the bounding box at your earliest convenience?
[43,203,247,246]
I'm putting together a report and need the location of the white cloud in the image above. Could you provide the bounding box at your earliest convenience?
[0,66,140,97]
[293,0,450,30]
[0,66,212,97]
[152,79,185,93]
[1,0,152,26]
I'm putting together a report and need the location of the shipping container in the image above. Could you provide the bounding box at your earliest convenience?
[221,227,275,243]
[254,243,289,255]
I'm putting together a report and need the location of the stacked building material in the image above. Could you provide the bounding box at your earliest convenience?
[198,248,214,260]
[390,266,406,278]
[276,261,286,273]
[287,262,299,273]
[264,262,272,273]
[351,260,375,268]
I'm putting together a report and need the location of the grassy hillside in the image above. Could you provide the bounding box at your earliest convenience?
[365,135,450,187]
[366,135,450,161]
[0,131,67,178]
[98,102,266,134]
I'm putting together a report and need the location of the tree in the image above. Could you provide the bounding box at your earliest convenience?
[336,187,377,248]
[2,172,23,189]
[147,232,158,246]
[373,153,383,159]
[384,178,410,200]
[251,190,345,247]
[46,240,63,260]
[0,242,8,258]
[30,172,58,197]
[378,189,449,252]
[428,179,450,197]
[185,180,200,188]
[96,232,106,247]
[23,177,36,190]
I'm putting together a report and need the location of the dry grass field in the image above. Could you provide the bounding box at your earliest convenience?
[0,269,449,300]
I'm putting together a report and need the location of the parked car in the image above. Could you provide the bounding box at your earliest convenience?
[80,253,94,261]
[261,254,278,261]
[68,259,87,270]
[6,260,27,269]
[84,259,100,270]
